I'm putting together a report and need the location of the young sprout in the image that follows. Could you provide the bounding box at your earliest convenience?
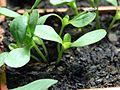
[106,0,120,30]
[49,0,78,15]
[34,25,107,64]
[37,12,96,53]
[0,0,49,68]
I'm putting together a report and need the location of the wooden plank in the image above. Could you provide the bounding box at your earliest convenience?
[17,6,119,15]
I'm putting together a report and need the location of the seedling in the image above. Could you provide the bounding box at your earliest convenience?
[34,25,106,64]
[37,12,96,53]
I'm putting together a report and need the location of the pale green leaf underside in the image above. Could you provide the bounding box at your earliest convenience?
[70,12,96,27]
[106,0,118,6]
[0,7,20,17]
[37,14,62,25]
[12,79,58,90]
[0,52,9,67]
[72,29,107,47]
[49,0,74,5]
[4,48,30,68]
[34,25,62,43]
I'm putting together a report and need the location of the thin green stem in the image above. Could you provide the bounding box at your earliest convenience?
[34,42,47,62]
[95,0,100,29]
[57,24,65,53]
[90,0,95,8]
[31,55,41,62]
[68,1,78,15]
[108,16,116,31]
[59,24,65,37]
[56,47,64,65]
[41,43,48,57]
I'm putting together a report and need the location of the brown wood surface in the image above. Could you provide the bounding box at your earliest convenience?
[0,0,6,6]
[17,6,120,15]
[0,0,6,22]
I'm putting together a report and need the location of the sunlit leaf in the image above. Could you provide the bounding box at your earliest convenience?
[0,7,20,17]
[49,0,74,5]
[34,25,62,43]
[69,12,96,27]
[4,48,30,68]
[72,29,107,47]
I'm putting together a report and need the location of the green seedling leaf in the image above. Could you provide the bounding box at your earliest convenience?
[0,7,20,17]
[31,0,41,10]
[69,12,96,27]
[72,29,107,47]
[37,14,62,25]
[10,16,28,45]
[0,52,9,67]
[63,33,71,42]
[115,10,120,20]
[33,36,43,45]
[62,15,69,26]
[106,0,118,6]
[34,25,62,43]
[4,48,30,68]
[12,79,58,90]
[49,0,74,5]
[28,10,39,35]
[62,33,71,49]
[9,43,18,50]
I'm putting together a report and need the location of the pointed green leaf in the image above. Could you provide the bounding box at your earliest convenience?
[37,14,62,25]
[63,33,71,42]
[49,0,74,5]
[71,29,107,47]
[10,16,28,44]
[31,0,41,10]
[69,12,96,27]
[34,25,62,43]
[115,10,120,20]
[28,10,39,35]
[12,79,58,90]
[106,0,118,6]
[4,48,30,68]
[0,52,9,67]
[0,7,20,17]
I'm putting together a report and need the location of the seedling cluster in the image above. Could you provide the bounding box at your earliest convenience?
[2,0,120,89]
